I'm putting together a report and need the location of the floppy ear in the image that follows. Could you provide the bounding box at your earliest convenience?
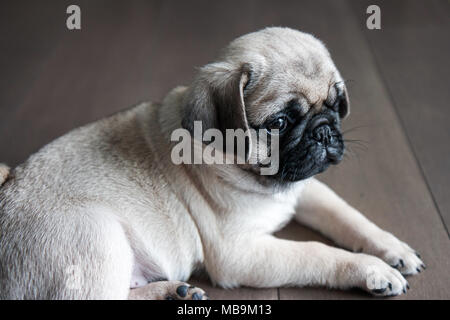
[182,62,252,156]
[339,87,350,119]
[214,64,251,135]
[334,82,350,119]
[182,62,251,132]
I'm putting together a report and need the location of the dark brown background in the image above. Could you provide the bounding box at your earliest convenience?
[0,0,449,299]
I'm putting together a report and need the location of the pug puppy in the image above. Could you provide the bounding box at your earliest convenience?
[0,27,424,300]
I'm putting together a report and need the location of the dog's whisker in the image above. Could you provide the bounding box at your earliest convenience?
[343,138,368,143]
[344,138,368,147]
[346,141,368,149]
[345,144,367,151]
[344,144,364,159]
[347,145,368,155]
[342,125,371,135]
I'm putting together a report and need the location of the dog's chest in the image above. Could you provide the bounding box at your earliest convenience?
[226,183,304,234]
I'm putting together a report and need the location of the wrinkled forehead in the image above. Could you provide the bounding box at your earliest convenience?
[263,53,337,101]
[245,51,340,124]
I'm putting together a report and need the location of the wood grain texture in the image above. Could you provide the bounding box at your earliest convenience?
[269,0,450,299]
[0,0,68,160]
[0,0,448,300]
[351,0,450,235]
[0,0,164,166]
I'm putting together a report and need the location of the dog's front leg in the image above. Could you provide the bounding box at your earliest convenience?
[212,236,407,296]
[295,178,425,276]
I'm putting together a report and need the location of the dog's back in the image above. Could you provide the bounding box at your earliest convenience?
[0,103,158,299]
[0,100,204,299]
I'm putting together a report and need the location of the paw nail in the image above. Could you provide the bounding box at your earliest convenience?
[176,285,188,298]
[399,259,404,268]
[416,268,421,273]
[192,292,202,300]
[421,264,426,270]
[372,288,386,294]
[415,252,421,259]
[406,284,410,289]
[403,288,406,294]
[388,283,392,290]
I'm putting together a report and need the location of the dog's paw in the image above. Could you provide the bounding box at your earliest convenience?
[128,280,209,300]
[353,254,409,296]
[165,282,209,300]
[361,230,425,276]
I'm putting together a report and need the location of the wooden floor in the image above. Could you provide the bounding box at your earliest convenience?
[1,0,449,299]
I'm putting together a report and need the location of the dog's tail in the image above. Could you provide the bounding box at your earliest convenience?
[0,163,10,187]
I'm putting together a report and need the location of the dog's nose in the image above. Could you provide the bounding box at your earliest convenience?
[312,124,332,145]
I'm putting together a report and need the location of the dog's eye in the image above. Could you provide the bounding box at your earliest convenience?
[326,94,343,114]
[267,116,288,134]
